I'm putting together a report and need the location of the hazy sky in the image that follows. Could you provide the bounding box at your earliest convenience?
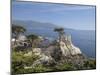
[12,1,96,30]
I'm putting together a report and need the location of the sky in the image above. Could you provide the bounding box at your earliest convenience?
[12,1,96,30]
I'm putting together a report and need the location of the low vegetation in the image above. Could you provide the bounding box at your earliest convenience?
[12,49,96,74]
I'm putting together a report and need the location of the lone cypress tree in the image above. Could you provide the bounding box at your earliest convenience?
[54,27,64,42]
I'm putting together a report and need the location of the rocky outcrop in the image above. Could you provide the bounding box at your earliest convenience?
[59,35,82,56]
[28,34,85,68]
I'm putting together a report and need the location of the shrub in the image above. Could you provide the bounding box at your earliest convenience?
[83,60,96,69]
[55,63,74,71]
[11,50,40,74]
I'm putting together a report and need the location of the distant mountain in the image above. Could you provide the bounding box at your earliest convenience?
[12,20,96,58]
[12,20,58,29]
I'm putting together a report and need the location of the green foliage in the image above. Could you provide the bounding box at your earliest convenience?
[13,46,26,52]
[11,51,96,74]
[54,28,64,32]
[83,59,96,69]
[11,51,24,74]
[11,50,40,74]
[55,63,74,71]
[12,64,51,74]
[32,64,48,72]
[27,34,38,42]
[12,25,26,35]
[27,34,39,48]
[15,64,50,74]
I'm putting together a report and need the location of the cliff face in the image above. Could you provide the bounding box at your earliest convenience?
[59,35,82,56]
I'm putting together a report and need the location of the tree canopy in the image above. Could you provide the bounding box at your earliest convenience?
[27,34,38,42]
[12,25,26,36]
[54,28,64,32]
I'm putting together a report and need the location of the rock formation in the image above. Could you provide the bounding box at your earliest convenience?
[28,28,85,68]
[26,36,83,67]
[59,35,82,56]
